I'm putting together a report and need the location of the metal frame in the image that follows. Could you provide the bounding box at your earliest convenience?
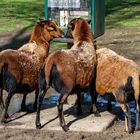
[45,0,48,19]
[91,0,94,32]
[44,0,95,32]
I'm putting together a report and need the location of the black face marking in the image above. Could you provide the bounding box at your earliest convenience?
[70,22,75,31]
[87,19,91,24]
[51,64,68,94]
[116,76,134,104]
[66,22,75,38]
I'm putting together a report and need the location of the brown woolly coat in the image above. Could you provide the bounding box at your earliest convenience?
[0,20,62,92]
[45,20,96,90]
[0,42,48,91]
[36,18,97,132]
[63,41,96,88]
[95,48,139,102]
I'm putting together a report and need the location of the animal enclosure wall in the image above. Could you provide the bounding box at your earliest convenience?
[45,0,105,38]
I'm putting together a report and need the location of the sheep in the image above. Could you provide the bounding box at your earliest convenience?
[0,19,63,123]
[91,47,140,133]
[35,18,97,131]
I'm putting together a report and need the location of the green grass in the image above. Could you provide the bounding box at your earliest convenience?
[105,0,140,27]
[0,0,140,45]
[0,0,44,33]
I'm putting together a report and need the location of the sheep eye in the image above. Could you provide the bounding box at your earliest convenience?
[49,25,56,31]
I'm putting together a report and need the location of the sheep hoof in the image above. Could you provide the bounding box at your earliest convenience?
[90,108,100,117]
[36,123,42,129]
[128,130,134,134]
[62,125,69,132]
[5,113,9,119]
[1,118,7,124]
[131,127,135,132]
[128,128,134,134]
[94,112,101,117]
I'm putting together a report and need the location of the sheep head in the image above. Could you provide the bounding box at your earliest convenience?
[30,19,63,43]
[66,18,92,42]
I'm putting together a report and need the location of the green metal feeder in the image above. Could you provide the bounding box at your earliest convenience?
[45,0,105,40]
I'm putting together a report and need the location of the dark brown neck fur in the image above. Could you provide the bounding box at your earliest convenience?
[74,21,93,43]
[29,24,50,46]
[29,23,51,57]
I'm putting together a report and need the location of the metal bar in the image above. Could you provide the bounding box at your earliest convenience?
[53,35,97,43]
[45,0,48,19]
[91,0,94,32]
[53,38,74,43]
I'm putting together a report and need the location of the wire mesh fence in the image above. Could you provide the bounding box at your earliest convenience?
[48,0,91,33]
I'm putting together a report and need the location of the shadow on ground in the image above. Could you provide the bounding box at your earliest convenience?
[0,26,31,51]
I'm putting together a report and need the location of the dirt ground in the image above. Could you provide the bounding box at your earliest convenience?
[0,25,140,140]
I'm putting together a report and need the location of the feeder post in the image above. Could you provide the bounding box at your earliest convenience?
[91,0,94,33]
[45,0,48,19]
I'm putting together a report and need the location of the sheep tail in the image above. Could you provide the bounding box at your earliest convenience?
[44,57,55,88]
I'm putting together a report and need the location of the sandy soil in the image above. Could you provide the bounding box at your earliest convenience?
[0,122,140,140]
[0,25,140,140]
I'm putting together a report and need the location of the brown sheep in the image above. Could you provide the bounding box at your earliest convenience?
[0,19,63,123]
[91,48,140,133]
[35,18,97,131]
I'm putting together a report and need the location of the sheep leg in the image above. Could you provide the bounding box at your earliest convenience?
[135,100,140,131]
[107,100,112,111]
[0,88,5,109]
[58,93,69,132]
[33,89,39,111]
[1,93,13,123]
[90,88,101,117]
[21,93,29,111]
[76,91,83,116]
[119,103,132,133]
[36,89,46,129]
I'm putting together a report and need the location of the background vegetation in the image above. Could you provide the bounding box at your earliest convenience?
[105,0,140,27]
[0,0,43,33]
[0,0,140,34]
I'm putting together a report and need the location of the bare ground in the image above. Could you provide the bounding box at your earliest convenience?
[0,25,140,140]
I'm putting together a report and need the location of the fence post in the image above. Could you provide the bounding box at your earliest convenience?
[45,0,48,19]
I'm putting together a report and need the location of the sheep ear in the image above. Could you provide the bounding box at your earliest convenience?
[37,21,45,27]
[38,18,50,25]
[86,19,91,24]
